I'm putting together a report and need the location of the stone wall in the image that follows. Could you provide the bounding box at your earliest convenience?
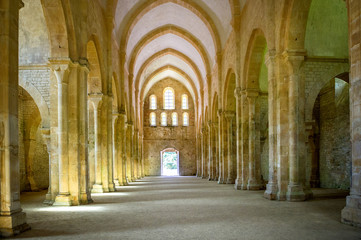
[143,79,196,176]
[313,78,351,189]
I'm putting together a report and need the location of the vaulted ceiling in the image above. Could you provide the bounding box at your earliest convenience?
[107,0,245,107]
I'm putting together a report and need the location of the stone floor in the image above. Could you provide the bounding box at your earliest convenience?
[10,177,361,240]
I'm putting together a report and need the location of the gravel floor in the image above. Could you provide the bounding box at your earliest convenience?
[10,176,361,240]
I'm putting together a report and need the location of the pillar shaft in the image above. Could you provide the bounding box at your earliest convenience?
[264,52,278,199]
[225,112,235,184]
[234,88,243,189]
[0,1,30,236]
[247,91,262,190]
[208,122,214,180]
[341,0,361,227]
[89,94,104,193]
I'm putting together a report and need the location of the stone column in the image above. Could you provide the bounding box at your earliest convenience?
[213,123,219,181]
[106,95,115,192]
[140,134,145,178]
[240,92,249,189]
[284,50,307,201]
[89,94,104,193]
[225,111,235,184]
[247,90,262,190]
[50,60,71,206]
[119,112,127,185]
[207,121,214,181]
[41,128,52,204]
[133,129,139,180]
[217,110,226,184]
[112,113,120,186]
[264,51,278,199]
[126,122,133,182]
[202,127,208,179]
[0,3,29,234]
[234,87,243,189]
[342,0,361,227]
[78,60,92,204]
[196,134,201,177]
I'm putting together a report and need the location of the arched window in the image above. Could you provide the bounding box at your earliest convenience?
[149,95,157,109]
[172,112,178,126]
[181,94,188,109]
[161,112,167,126]
[150,112,156,126]
[163,87,175,109]
[183,112,189,126]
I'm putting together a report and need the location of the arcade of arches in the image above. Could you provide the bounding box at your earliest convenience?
[0,0,361,237]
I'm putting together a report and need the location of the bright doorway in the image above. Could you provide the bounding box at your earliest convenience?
[161,148,179,176]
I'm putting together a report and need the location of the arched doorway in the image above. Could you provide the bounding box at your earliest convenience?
[161,148,179,176]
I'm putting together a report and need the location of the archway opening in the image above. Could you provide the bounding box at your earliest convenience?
[161,148,179,176]
[310,74,351,191]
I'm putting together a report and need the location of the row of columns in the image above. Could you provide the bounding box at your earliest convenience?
[197,51,313,202]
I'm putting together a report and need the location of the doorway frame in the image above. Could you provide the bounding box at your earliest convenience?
[160,148,180,176]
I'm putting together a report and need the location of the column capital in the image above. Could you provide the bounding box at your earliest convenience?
[282,49,306,74]
[88,93,103,109]
[246,88,259,99]
[217,109,223,118]
[224,111,235,120]
[49,58,72,84]
[234,87,243,99]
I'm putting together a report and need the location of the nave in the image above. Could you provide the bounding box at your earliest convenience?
[11,177,361,240]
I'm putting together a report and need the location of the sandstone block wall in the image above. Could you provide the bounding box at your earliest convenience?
[143,79,196,176]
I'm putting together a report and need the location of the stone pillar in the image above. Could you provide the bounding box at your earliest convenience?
[50,60,71,206]
[196,134,201,177]
[106,95,115,192]
[41,128,52,204]
[240,92,249,189]
[234,87,243,189]
[202,127,208,179]
[264,51,278,199]
[284,50,308,201]
[112,113,120,186]
[126,122,133,182]
[119,112,127,185]
[89,94,104,193]
[133,129,139,180]
[225,111,235,184]
[200,128,205,178]
[140,133,145,178]
[207,121,214,181]
[78,60,92,204]
[213,123,219,181]
[217,110,226,184]
[0,2,29,234]
[341,0,361,227]
[247,90,262,190]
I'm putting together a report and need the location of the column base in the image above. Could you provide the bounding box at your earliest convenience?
[234,178,243,190]
[226,177,235,184]
[80,192,93,204]
[91,184,104,193]
[0,212,31,237]
[217,177,224,184]
[53,194,72,206]
[43,193,54,205]
[122,179,128,186]
[247,180,262,190]
[264,182,278,200]
[341,195,361,228]
[286,184,306,202]
[114,179,120,187]
[108,183,115,192]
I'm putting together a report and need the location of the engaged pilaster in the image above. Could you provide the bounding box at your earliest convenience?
[89,93,104,193]
[50,59,72,206]
[246,90,262,190]
[225,111,236,184]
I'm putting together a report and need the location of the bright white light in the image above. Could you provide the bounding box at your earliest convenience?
[91,192,129,197]
[35,206,105,212]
